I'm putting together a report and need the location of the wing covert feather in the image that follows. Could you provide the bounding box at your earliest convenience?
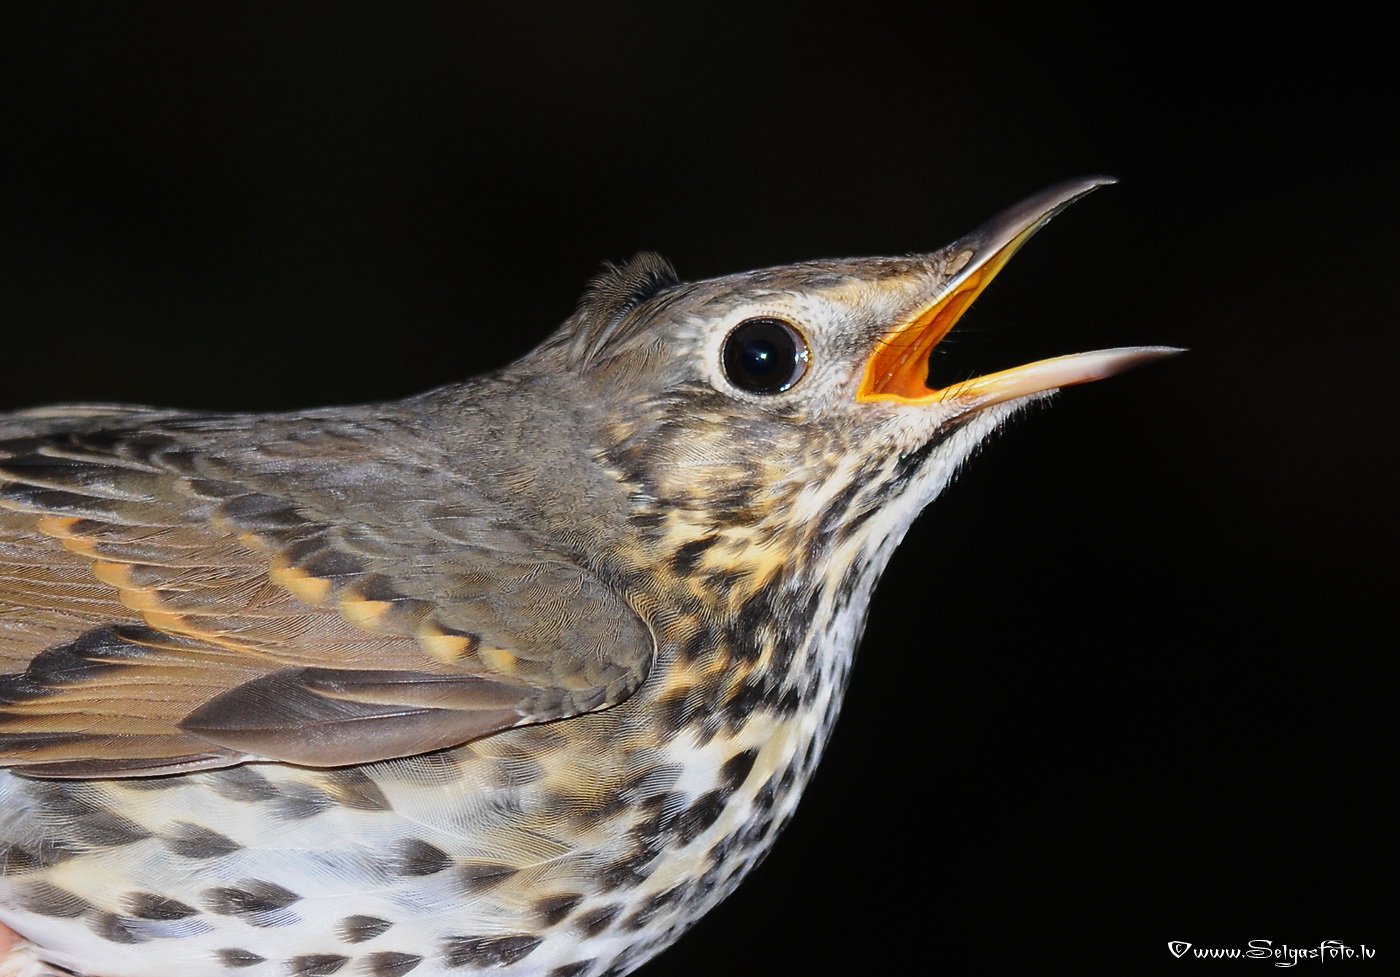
[0,412,654,775]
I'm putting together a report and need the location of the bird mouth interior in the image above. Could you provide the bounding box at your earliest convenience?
[855,217,1042,407]
[851,242,1019,405]
[853,178,1177,413]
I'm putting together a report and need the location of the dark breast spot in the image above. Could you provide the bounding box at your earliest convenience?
[89,912,144,944]
[203,881,301,927]
[165,822,241,859]
[691,862,725,904]
[731,600,771,655]
[657,685,697,734]
[768,634,796,674]
[678,628,715,663]
[273,783,336,821]
[534,892,584,927]
[674,790,727,845]
[340,914,394,944]
[443,934,542,967]
[127,893,197,920]
[22,778,102,817]
[392,838,452,877]
[549,963,592,977]
[629,791,683,851]
[670,535,719,575]
[723,678,772,728]
[69,809,153,848]
[576,904,621,937]
[777,686,801,715]
[322,768,393,811]
[289,954,350,976]
[735,813,776,852]
[688,721,719,750]
[813,480,863,548]
[217,948,265,968]
[894,425,957,480]
[752,774,779,813]
[15,881,91,918]
[598,850,658,892]
[210,767,279,803]
[719,748,760,790]
[366,951,423,977]
[628,510,666,530]
[706,822,738,865]
[457,862,519,893]
[622,883,692,931]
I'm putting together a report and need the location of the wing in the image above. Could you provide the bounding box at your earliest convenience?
[0,407,654,777]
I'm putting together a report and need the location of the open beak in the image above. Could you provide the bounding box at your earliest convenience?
[857,177,1181,410]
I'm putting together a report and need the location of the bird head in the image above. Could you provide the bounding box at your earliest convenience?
[507,178,1175,580]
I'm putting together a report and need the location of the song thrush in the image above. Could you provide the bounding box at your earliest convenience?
[0,178,1175,977]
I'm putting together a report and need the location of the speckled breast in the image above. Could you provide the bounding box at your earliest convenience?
[0,558,869,977]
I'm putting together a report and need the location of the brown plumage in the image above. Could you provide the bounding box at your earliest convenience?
[0,179,1175,976]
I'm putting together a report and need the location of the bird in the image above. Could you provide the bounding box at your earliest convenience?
[0,177,1176,977]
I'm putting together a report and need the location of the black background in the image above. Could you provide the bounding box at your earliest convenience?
[1,5,1392,974]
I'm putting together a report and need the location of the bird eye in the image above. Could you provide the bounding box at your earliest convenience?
[721,317,810,394]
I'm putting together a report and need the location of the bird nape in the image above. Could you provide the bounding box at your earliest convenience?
[0,178,1176,977]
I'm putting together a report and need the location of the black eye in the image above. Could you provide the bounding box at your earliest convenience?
[721,317,810,394]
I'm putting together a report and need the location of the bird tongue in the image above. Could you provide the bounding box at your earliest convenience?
[856,178,1179,410]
